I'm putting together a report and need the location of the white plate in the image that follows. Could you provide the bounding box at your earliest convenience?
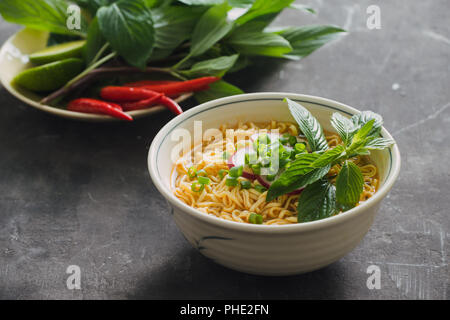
[0,28,192,122]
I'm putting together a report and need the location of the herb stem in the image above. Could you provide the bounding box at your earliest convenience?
[89,43,110,67]
[172,54,191,70]
[170,71,188,81]
[66,51,118,88]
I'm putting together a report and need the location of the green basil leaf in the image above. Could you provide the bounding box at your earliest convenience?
[278,25,345,60]
[153,6,204,51]
[0,0,87,36]
[330,112,356,145]
[283,152,320,169]
[267,166,330,201]
[347,119,375,154]
[84,17,106,65]
[228,0,255,8]
[266,153,330,201]
[73,0,116,15]
[181,54,239,77]
[289,3,316,14]
[190,3,233,57]
[311,145,345,168]
[297,179,336,222]
[352,147,370,156]
[336,161,364,207]
[275,153,320,176]
[178,0,224,5]
[228,55,251,73]
[351,111,383,137]
[231,19,268,33]
[97,0,155,69]
[227,31,292,57]
[364,137,395,150]
[149,48,176,61]
[194,80,243,104]
[352,119,375,144]
[235,0,294,26]
[233,12,279,31]
[285,98,328,152]
[143,0,160,7]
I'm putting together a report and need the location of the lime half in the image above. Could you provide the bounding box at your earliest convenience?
[13,58,84,92]
[29,40,86,65]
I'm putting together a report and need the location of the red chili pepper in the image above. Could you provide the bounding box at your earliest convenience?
[121,93,163,111]
[158,95,183,115]
[100,86,160,102]
[124,80,179,87]
[68,98,133,121]
[127,77,220,96]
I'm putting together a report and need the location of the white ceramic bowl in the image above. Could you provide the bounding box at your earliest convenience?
[148,93,401,276]
[0,28,191,122]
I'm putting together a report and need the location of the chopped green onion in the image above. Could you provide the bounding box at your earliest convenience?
[294,142,306,153]
[249,213,264,224]
[288,135,297,146]
[266,174,276,181]
[260,157,271,167]
[229,165,243,178]
[197,169,207,177]
[218,169,228,179]
[191,182,204,192]
[187,166,197,179]
[258,144,268,156]
[226,176,238,187]
[280,135,289,145]
[245,153,249,164]
[290,150,297,159]
[254,185,267,193]
[252,140,259,152]
[198,176,210,185]
[240,180,251,189]
[246,152,258,165]
[280,150,291,159]
[257,134,270,145]
[251,164,261,175]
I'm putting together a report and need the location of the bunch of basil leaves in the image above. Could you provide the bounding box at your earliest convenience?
[266,99,394,222]
[0,0,345,103]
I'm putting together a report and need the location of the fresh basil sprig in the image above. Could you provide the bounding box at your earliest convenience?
[227,30,292,58]
[266,153,331,201]
[297,178,336,222]
[181,54,239,78]
[267,99,395,222]
[189,3,233,58]
[335,161,364,207]
[97,0,155,69]
[0,0,88,36]
[285,98,328,152]
[0,0,347,103]
[276,25,346,60]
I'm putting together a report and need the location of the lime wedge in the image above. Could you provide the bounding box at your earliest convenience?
[29,40,86,65]
[13,58,84,92]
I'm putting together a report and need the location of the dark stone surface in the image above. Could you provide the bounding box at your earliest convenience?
[0,0,448,300]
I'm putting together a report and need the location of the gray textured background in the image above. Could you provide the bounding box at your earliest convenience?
[0,0,449,300]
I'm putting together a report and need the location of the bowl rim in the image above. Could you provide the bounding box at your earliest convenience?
[148,92,401,234]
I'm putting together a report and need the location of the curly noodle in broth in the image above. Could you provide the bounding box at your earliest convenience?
[173,121,379,225]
